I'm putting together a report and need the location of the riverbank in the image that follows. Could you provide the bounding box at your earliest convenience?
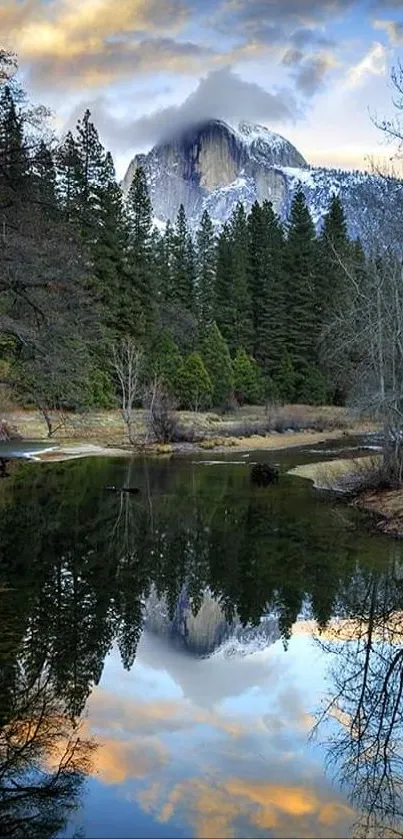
[290,456,403,537]
[1,405,376,462]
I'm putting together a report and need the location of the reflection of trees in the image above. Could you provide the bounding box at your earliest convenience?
[313,561,403,838]
[0,457,393,704]
[0,652,95,838]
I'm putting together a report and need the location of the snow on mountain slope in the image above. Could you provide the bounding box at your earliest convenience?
[122,118,403,245]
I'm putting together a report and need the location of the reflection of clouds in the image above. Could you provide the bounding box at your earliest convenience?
[92,733,168,785]
[136,630,288,710]
[82,631,355,837]
[149,777,354,839]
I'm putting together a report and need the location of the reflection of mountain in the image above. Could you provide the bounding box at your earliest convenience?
[144,586,281,656]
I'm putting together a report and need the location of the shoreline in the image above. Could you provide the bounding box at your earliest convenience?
[289,457,403,538]
[29,427,363,462]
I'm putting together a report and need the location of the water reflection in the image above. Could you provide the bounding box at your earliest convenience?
[312,562,403,838]
[0,455,402,836]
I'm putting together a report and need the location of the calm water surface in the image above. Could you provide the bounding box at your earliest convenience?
[0,441,401,839]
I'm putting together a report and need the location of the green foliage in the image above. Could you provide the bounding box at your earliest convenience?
[202,323,234,408]
[248,200,286,376]
[84,367,117,409]
[285,189,318,371]
[126,166,155,342]
[296,364,328,405]
[274,352,297,404]
[180,352,213,411]
[196,210,216,328]
[214,205,253,353]
[233,348,264,405]
[149,330,184,398]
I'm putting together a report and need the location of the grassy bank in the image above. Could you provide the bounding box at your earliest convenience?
[1,404,374,453]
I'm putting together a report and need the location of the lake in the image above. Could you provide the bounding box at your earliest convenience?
[0,440,401,839]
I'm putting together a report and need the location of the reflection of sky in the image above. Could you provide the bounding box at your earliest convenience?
[63,631,356,838]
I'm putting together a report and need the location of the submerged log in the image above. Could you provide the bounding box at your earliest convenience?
[251,463,279,486]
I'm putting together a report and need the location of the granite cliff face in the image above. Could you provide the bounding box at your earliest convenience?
[121,119,304,225]
[122,118,402,244]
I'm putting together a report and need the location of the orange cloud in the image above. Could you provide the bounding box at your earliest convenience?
[1,0,210,90]
[151,777,355,838]
[92,734,168,785]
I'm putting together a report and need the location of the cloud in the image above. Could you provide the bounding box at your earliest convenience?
[282,47,304,66]
[77,67,300,154]
[152,777,354,838]
[346,41,388,88]
[373,18,403,46]
[292,52,338,95]
[1,0,197,90]
[30,37,213,90]
[214,0,355,45]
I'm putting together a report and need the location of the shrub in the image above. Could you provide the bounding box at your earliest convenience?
[146,384,179,443]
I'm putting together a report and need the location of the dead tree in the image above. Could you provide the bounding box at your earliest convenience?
[112,338,143,446]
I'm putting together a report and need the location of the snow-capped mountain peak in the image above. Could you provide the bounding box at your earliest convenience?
[122,117,402,246]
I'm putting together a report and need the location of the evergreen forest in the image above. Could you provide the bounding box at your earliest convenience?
[0,55,374,419]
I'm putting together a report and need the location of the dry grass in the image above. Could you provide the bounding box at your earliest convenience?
[0,404,376,449]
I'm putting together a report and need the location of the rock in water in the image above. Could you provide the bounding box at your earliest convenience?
[122,118,402,247]
[251,463,279,487]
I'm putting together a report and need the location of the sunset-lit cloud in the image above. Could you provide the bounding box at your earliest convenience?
[3,0,401,180]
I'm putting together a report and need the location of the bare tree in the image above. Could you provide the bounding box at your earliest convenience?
[145,379,179,443]
[112,338,143,445]
[323,249,403,483]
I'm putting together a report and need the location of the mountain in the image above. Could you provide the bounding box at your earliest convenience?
[144,585,282,657]
[122,118,402,243]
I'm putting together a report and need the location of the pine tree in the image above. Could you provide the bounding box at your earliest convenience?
[180,352,213,411]
[93,151,129,334]
[233,348,264,405]
[248,200,286,378]
[229,204,253,353]
[56,131,83,224]
[32,140,57,215]
[171,205,195,313]
[196,210,216,328]
[214,222,236,345]
[214,205,253,354]
[74,109,107,238]
[0,84,29,214]
[284,189,318,382]
[158,219,175,308]
[317,194,350,323]
[126,166,155,343]
[202,323,234,408]
[275,352,296,404]
[149,330,183,398]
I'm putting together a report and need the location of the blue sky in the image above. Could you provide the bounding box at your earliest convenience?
[1,0,403,176]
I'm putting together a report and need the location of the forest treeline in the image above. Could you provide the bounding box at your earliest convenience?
[0,55,369,416]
